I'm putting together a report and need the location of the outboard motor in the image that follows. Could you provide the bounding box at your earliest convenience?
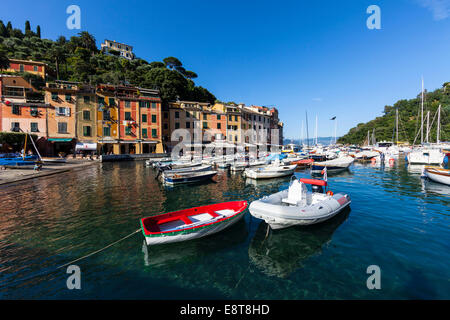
[311,184,324,193]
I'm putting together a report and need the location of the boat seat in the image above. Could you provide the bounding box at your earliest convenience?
[282,180,307,206]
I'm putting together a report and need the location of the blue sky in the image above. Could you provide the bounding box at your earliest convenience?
[2,0,450,138]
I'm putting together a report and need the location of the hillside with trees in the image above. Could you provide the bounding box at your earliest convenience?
[0,20,216,104]
[338,83,450,145]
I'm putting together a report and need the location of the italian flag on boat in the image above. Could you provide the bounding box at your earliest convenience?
[140,201,248,245]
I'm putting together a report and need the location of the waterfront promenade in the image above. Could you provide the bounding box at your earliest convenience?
[0,159,99,186]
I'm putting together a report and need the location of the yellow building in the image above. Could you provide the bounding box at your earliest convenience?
[96,84,120,154]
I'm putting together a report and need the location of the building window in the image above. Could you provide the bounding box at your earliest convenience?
[203,114,207,120]
[142,128,148,138]
[164,123,168,129]
[65,94,71,102]
[235,115,238,121]
[229,115,232,121]
[83,110,90,120]
[98,97,105,106]
[151,115,157,123]
[12,105,21,115]
[152,129,157,138]
[164,112,168,119]
[51,93,58,101]
[125,112,132,120]
[103,126,111,136]
[33,66,38,72]
[175,111,180,119]
[83,126,92,136]
[125,100,130,108]
[108,98,115,106]
[125,126,132,135]
[58,122,68,133]
[19,64,24,72]
[57,107,69,116]
[186,111,190,118]
[175,122,180,129]
[30,122,38,132]
[203,122,208,129]
[84,96,90,103]
[152,102,156,109]
[142,114,147,122]
[186,122,190,128]
[217,123,221,129]
[217,114,221,120]
[11,122,20,132]
[103,110,111,121]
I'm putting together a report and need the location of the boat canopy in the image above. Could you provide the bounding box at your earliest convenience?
[300,178,327,187]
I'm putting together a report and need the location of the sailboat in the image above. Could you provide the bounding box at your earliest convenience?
[0,132,40,168]
[407,80,445,165]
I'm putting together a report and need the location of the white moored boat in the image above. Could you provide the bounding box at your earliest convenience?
[423,166,450,185]
[311,156,354,174]
[249,178,351,229]
[244,164,297,179]
[407,148,445,165]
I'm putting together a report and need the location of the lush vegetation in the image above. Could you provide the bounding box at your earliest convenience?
[0,132,38,152]
[0,20,216,104]
[338,83,450,145]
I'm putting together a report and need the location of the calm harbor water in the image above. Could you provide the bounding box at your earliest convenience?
[0,160,449,299]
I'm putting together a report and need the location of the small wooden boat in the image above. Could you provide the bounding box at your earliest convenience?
[140,201,248,245]
[162,170,218,185]
[291,158,314,167]
[41,157,67,164]
[423,166,450,185]
[311,156,354,174]
[244,164,297,179]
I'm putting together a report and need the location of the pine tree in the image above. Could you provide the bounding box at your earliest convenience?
[25,20,31,32]
[6,21,12,36]
[36,25,41,38]
[0,21,6,37]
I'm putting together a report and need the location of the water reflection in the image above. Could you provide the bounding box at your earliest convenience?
[141,218,248,268]
[248,208,350,278]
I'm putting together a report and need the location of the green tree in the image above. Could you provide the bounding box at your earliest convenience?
[36,25,41,38]
[0,45,9,70]
[163,56,182,70]
[0,21,7,37]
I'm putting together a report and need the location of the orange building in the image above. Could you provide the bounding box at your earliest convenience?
[7,59,47,79]
[0,75,50,151]
[43,81,78,156]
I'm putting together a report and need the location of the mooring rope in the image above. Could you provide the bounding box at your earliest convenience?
[0,229,141,288]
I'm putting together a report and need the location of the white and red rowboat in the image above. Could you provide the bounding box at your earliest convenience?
[423,166,450,186]
[140,201,248,245]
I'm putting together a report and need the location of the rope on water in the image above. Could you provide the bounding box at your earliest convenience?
[0,229,141,288]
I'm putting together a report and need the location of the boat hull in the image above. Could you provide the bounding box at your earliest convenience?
[244,165,297,179]
[163,171,217,185]
[141,201,248,245]
[249,190,351,230]
[424,167,450,185]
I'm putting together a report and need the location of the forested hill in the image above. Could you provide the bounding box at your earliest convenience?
[0,20,216,104]
[338,83,450,145]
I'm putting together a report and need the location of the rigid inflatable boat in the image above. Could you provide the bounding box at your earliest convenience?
[249,178,351,229]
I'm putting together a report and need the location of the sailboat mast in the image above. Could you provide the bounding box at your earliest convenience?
[396,108,399,144]
[334,119,337,145]
[426,110,430,143]
[437,104,441,143]
[315,115,318,145]
[306,111,310,148]
[421,77,424,144]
